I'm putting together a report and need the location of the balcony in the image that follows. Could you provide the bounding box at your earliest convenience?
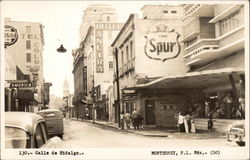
[184,4,214,20]
[185,37,244,66]
[184,39,219,56]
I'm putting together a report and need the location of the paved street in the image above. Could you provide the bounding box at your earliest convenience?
[61,118,238,148]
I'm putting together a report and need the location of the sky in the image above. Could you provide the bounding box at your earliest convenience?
[1,0,182,97]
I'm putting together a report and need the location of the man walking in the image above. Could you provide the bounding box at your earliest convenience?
[124,111,131,129]
[132,109,139,130]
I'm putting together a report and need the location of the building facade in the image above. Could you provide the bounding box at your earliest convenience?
[4,18,45,112]
[182,4,245,119]
[111,4,246,128]
[112,5,188,127]
[73,4,122,120]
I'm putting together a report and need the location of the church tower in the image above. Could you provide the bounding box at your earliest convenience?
[63,76,69,97]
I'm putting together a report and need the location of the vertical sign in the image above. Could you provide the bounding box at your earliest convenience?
[83,66,87,95]
[95,26,103,73]
[95,23,123,73]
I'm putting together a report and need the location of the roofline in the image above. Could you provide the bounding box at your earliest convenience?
[80,25,94,48]
[111,14,137,47]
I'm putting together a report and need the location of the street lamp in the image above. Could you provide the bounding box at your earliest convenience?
[57,44,67,53]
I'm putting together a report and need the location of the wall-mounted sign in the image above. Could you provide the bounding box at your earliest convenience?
[144,24,181,62]
[95,23,122,73]
[4,25,18,47]
[10,81,35,88]
[83,66,87,95]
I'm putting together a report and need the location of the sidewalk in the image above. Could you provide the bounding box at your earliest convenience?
[68,118,225,139]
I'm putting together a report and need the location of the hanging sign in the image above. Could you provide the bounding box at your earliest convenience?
[144,24,181,62]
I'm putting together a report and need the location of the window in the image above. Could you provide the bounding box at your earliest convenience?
[220,10,240,35]
[109,61,113,69]
[107,16,110,21]
[26,53,31,62]
[35,124,45,148]
[26,26,31,33]
[126,45,129,62]
[163,10,168,14]
[121,51,124,65]
[26,40,31,49]
[108,30,112,40]
[130,41,134,59]
[171,10,177,14]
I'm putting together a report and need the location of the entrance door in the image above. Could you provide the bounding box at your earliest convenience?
[145,100,156,125]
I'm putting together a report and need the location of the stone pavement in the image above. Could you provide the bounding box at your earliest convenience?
[67,118,226,139]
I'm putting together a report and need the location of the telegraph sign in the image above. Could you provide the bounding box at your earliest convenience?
[4,25,18,47]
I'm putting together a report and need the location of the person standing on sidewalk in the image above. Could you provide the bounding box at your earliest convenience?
[124,111,131,129]
[132,109,139,130]
[223,93,233,119]
[138,112,144,129]
[185,113,192,133]
[120,111,125,131]
[178,112,185,132]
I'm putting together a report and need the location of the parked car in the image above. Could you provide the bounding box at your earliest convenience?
[225,121,245,146]
[5,112,62,148]
[37,109,64,139]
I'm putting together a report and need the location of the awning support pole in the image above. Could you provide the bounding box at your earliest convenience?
[228,74,239,106]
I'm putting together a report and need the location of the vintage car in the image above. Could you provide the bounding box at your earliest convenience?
[225,121,245,146]
[5,112,62,148]
[37,109,64,138]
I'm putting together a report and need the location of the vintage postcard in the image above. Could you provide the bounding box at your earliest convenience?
[1,0,249,159]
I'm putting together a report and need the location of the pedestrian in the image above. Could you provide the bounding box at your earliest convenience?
[223,93,233,119]
[207,113,214,131]
[185,113,192,133]
[138,112,144,129]
[120,111,125,131]
[178,112,185,132]
[132,108,139,130]
[124,111,131,129]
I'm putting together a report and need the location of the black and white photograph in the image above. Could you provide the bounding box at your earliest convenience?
[1,1,249,160]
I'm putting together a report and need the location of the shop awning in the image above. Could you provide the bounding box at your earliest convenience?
[134,68,244,89]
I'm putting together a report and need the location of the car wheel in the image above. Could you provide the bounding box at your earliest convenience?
[236,141,245,146]
[58,134,63,139]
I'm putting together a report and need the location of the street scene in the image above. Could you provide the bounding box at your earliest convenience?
[62,118,238,148]
[2,1,248,160]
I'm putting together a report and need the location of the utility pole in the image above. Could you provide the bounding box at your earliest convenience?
[114,48,121,128]
[92,45,95,123]
[92,76,95,123]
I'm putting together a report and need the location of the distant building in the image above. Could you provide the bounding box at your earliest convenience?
[4,18,45,112]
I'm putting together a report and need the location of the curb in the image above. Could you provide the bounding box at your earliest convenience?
[67,118,225,139]
[67,118,168,137]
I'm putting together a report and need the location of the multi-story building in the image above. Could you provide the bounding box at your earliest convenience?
[111,3,246,128]
[182,4,245,119]
[112,5,188,127]
[73,4,122,120]
[4,18,45,112]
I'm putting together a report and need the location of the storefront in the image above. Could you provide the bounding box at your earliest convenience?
[125,68,245,128]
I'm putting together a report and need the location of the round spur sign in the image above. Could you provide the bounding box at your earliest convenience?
[4,25,18,47]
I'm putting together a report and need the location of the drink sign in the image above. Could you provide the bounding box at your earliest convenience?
[144,24,180,62]
[4,25,18,47]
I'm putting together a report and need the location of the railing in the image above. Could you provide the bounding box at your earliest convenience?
[184,4,202,19]
[184,39,219,57]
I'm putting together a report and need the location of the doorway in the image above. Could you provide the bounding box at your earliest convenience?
[145,100,156,125]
